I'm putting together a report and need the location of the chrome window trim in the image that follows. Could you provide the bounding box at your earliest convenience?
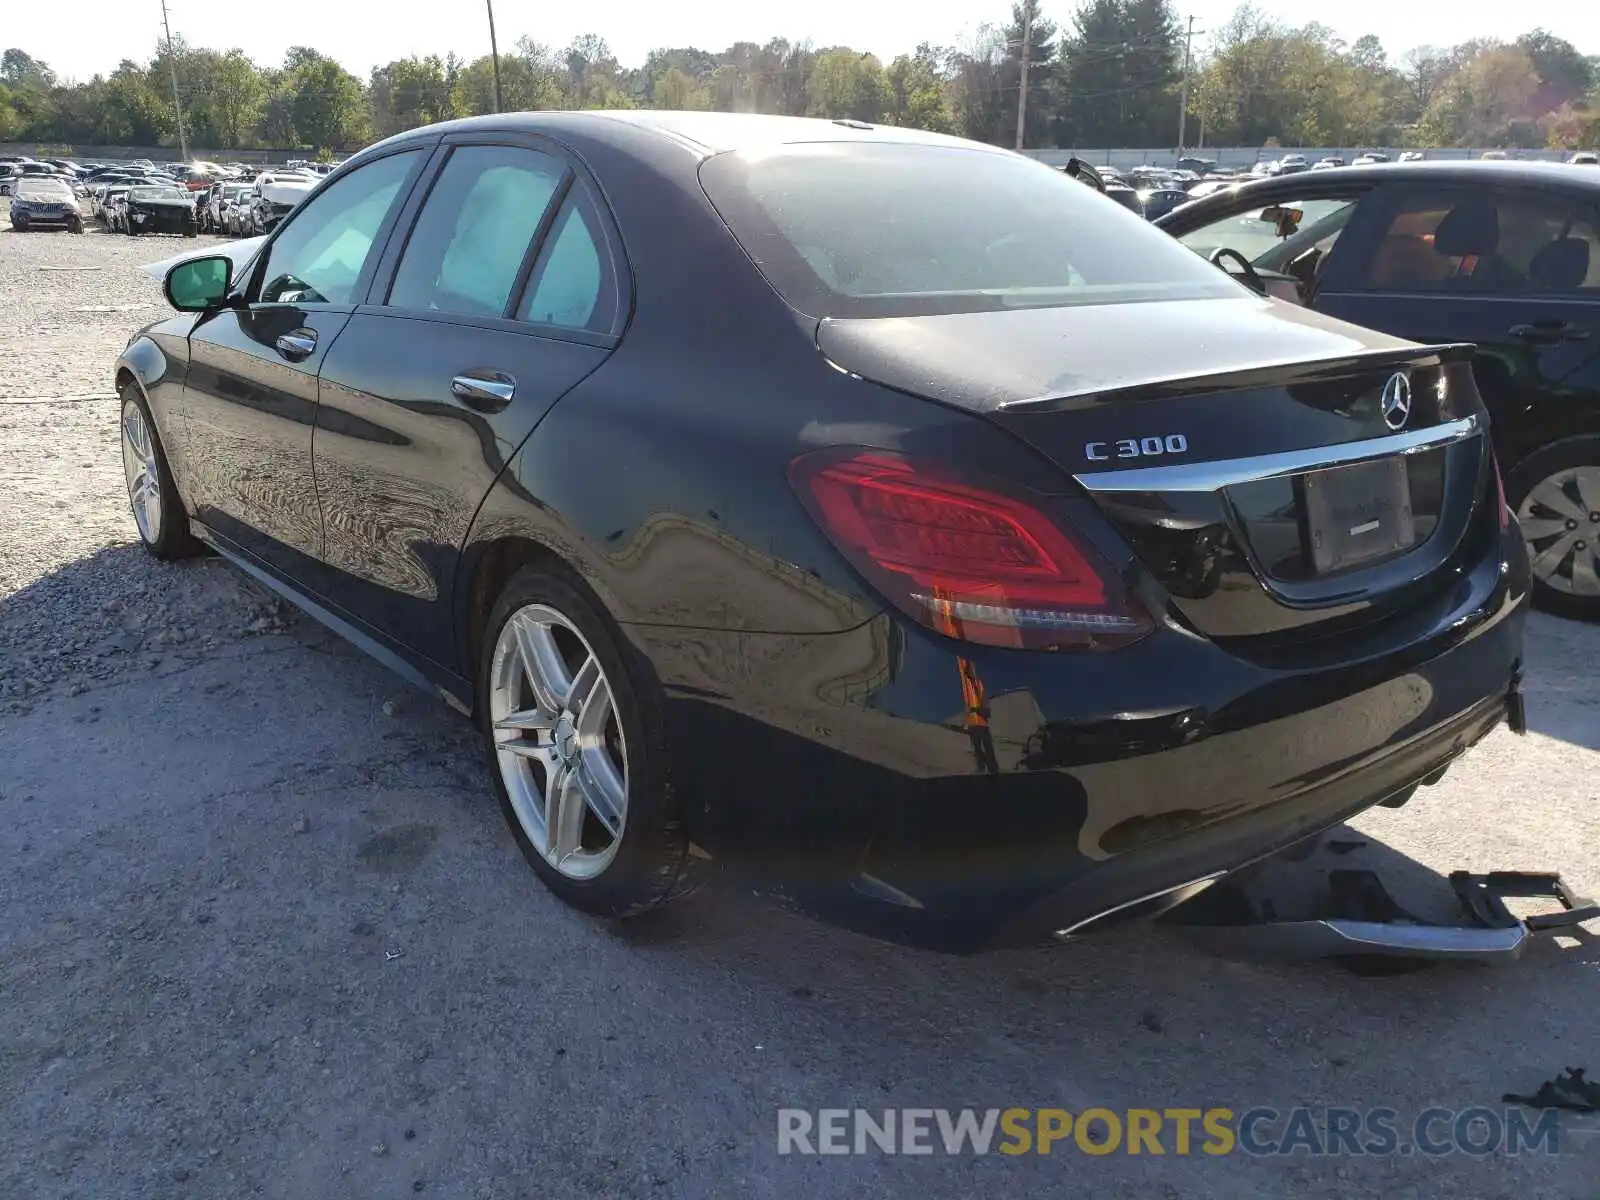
[1074,413,1480,494]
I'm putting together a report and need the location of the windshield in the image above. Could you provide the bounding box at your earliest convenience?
[698,142,1240,318]
[17,179,72,199]
[129,187,182,200]
[1178,198,1356,265]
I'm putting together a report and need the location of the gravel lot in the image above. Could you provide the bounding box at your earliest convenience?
[2,215,1598,1199]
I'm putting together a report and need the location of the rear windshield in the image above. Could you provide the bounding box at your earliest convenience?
[129,187,181,199]
[698,142,1239,318]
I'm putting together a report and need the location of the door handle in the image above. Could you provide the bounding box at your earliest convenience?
[1509,321,1590,345]
[451,371,516,412]
[275,328,317,360]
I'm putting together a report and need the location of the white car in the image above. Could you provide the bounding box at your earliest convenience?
[1570,151,1599,166]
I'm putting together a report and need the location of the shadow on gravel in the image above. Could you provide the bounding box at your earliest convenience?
[0,542,289,709]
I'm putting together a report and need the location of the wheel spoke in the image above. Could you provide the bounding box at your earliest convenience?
[544,763,587,864]
[498,738,555,763]
[1517,516,1571,542]
[493,707,555,737]
[122,413,144,458]
[1574,468,1600,519]
[575,748,625,836]
[566,654,602,716]
[1529,532,1578,581]
[1571,544,1600,597]
[1528,476,1584,521]
[512,613,569,717]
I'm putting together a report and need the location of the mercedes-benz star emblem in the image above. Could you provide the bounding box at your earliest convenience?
[1381,372,1413,431]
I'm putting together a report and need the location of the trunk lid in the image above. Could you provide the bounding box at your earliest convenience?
[816,298,1494,644]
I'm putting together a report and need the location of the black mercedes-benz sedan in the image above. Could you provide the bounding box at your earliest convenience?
[1156,161,1600,620]
[116,113,1528,953]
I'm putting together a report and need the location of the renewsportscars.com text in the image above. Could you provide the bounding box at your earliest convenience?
[776,1106,1563,1157]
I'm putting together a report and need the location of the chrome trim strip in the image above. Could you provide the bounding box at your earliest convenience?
[1074,414,1480,494]
[1054,869,1227,937]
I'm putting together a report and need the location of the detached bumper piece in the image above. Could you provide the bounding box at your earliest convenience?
[1167,866,1597,968]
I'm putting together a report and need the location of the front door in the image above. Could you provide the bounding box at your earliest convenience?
[179,147,427,574]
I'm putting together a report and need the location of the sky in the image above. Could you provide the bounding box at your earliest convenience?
[7,0,1599,82]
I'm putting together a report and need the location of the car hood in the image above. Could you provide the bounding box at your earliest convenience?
[814,295,1422,414]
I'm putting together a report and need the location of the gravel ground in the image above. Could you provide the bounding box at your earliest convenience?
[2,215,1598,1200]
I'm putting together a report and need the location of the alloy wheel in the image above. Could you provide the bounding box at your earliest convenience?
[120,398,163,544]
[489,603,629,879]
[1515,465,1600,597]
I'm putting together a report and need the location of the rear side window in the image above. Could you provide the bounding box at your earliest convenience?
[389,145,565,318]
[515,190,617,332]
[698,142,1239,318]
[1357,189,1600,294]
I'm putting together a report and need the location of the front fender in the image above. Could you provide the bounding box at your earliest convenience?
[116,318,197,490]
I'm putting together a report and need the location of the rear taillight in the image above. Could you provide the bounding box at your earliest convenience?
[788,449,1152,650]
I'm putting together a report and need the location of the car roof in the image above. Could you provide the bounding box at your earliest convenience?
[375,109,1001,160]
[1156,158,1600,225]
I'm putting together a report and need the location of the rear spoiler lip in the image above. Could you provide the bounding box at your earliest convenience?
[993,342,1477,415]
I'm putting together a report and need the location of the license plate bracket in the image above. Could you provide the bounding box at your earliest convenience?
[1301,457,1416,575]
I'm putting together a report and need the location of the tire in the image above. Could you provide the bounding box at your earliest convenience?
[479,565,705,919]
[119,383,203,560]
[1504,434,1600,621]
[12,216,25,232]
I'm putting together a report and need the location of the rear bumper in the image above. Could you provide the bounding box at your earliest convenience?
[635,522,1528,953]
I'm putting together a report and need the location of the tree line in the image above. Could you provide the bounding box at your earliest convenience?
[1,3,1596,155]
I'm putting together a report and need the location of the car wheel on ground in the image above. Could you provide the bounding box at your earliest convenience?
[1505,435,1600,620]
[11,215,26,232]
[479,565,705,918]
[118,384,202,560]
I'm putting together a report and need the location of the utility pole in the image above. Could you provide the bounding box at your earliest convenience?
[159,0,189,161]
[485,0,503,113]
[1014,2,1033,150]
[1176,14,1195,154]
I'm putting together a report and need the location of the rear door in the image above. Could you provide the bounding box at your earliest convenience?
[1312,182,1600,463]
[180,147,429,575]
[309,133,626,671]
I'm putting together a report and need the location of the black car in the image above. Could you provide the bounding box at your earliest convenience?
[122,185,199,236]
[117,113,1527,953]
[1138,185,1191,222]
[1157,160,1600,619]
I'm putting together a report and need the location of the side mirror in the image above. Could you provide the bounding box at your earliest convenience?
[165,255,233,312]
[1258,204,1303,237]
[1064,157,1107,194]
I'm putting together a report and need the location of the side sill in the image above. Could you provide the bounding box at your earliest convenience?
[192,522,474,717]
